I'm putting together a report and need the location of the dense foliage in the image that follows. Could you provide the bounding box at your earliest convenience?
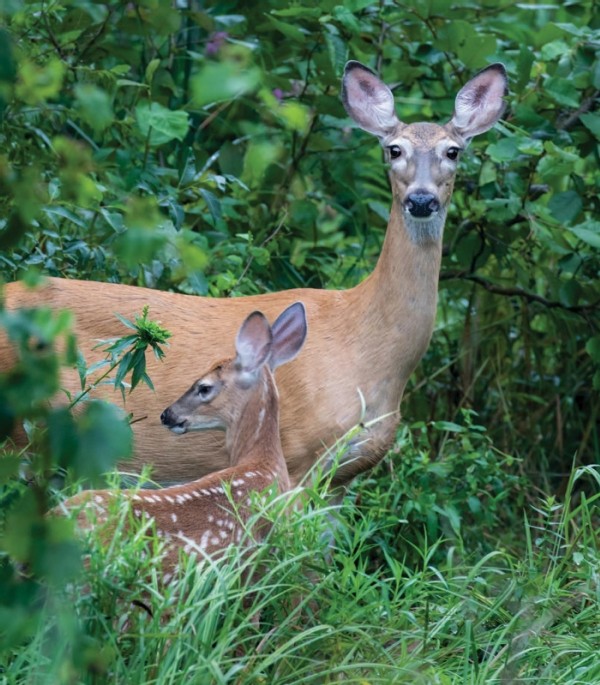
[0,0,598,682]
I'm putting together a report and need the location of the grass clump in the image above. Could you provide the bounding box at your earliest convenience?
[1,425,598,684]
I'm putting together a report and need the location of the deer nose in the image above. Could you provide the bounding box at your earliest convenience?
[404,192,440,218]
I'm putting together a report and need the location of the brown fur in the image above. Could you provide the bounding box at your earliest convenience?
[1,62,507,489]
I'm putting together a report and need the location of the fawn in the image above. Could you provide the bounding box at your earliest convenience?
[55,302,307,576]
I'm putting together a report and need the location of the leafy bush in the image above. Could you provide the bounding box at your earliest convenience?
[1,0,598,476]
[349,411,526,568]
[0,296,169,657]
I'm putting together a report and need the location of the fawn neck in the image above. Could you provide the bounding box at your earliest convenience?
[226,369,288,488]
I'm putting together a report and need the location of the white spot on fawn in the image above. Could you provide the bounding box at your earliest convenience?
[210,536,219,546]
[207,514,214,523]
[219,530,228,540]
[94,495,103,504]
[171,512,177,523]
[199,530,211,550]
[232,478,245,487]
[165,495,175,504]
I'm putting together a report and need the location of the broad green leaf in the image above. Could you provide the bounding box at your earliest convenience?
[74,84,113,134]
[579,113,600,140]
[135,101,189,146]
[191,62,261,107]
[548,191,582,225]
[486,138,519,163]
[544,77,580,108]
[569,221,600,249]
[586,336,600,363]
[73,401,133,482]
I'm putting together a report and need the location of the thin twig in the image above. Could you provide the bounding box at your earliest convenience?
[440,269,600,314]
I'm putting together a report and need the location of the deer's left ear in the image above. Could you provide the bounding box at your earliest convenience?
[449,63,508,141]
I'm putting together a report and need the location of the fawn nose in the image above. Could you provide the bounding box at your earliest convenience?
[404,192,440,218]
[161,407,179,427]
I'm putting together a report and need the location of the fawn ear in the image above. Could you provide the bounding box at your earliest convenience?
[342,61,401,139]
[269,302,307,371]
[449,63,507,141]
[235,311,273,383]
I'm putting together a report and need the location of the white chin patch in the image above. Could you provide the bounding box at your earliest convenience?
[169,425,187,435]
[404,210,445,245]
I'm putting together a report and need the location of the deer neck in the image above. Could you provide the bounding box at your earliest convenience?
[225,372,287,485]
[351,197,444,395]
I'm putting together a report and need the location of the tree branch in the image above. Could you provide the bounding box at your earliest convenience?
[440,269,600,314]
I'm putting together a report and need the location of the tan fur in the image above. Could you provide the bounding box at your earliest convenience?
[1,62,507,489]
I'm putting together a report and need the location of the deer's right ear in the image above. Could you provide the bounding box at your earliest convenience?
[235,311,273,382]
[269,302,307,371]
[341,61,400,138]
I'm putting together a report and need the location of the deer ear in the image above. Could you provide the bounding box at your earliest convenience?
[342,61,401,138]
[269,302,307,371]
[234,311,272,382]
[449,63,508,141]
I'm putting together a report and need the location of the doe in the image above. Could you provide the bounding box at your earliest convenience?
[55,302,307,574]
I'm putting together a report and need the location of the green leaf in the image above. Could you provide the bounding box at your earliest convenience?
[569,220,600,248]
[135,101,189,146]
[264,14,306,41]
[486,138,519,163]
[47,407,78,469]
[544,77,580,108]
[191,62,261,108]
[73,401,133,482]
[145,58,160,85]
[586,337,600,363]
[74,84,113,134]
[579,113,600,140]
[548,191,582,225]
[15,57,66,104]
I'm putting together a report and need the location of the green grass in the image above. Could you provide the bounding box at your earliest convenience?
[2,458,599,685]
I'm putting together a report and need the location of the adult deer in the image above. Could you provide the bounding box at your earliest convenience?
[1,61,507,489]
[54,303,307,573]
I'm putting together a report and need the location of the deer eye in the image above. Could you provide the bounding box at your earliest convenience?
[388,145,402,159]
[446,147,460,161]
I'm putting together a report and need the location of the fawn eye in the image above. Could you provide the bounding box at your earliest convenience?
[446,147,460,161]
[389,145,402,159]
[197,383,213,398]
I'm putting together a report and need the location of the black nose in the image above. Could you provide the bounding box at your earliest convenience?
[160,408,174,426]
[404,192,440,218]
